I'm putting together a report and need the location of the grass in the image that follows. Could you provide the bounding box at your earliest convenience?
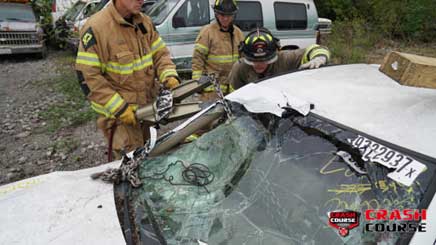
[324,18,379,64]
[50,137,80,154]
[366,40,436,64]
[324,19,436,65]
[38,54,96,133]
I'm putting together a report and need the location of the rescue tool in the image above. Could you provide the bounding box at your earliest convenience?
[134,75,215,124]
[92,74,231,184]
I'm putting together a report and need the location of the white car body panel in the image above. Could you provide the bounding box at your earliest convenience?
[0,161,123,245]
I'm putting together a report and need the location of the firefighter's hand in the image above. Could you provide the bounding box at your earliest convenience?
[299,56,327,70]
[163,77,180,89]
[119,105,137,126]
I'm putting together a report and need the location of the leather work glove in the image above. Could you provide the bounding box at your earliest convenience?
[119,105,137,126]
[299,56,327,70]
[163,77,180,89]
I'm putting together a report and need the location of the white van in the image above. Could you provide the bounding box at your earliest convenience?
[74,0,321,73]
[147,0,320,72]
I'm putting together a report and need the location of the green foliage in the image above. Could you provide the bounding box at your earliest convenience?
[30,0,54,43]
[327,18,377,64]
[31,0,72,48]
[50,137,80,154]
[30,0,52,20]
[315,0,436,42]
[39,55,96,133]
[53,17,73,49]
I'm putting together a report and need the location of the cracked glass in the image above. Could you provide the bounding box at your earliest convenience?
[115,107,436,245]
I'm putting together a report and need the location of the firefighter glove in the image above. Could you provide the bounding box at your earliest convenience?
[119,105,137,126]
[163,77,180,89]
[299,56,327,70]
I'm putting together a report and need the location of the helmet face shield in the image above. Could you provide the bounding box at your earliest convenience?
[242,55,278,66]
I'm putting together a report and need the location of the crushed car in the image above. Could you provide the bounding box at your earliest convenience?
[1,64,436,245]
[53,0,101,50]
[68,0,153,52]
[113,64,436,244]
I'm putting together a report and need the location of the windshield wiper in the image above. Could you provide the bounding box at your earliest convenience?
[5,17,32,22]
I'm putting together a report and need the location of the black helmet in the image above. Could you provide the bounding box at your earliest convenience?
[213,0,238,15]
[239,28,280,64]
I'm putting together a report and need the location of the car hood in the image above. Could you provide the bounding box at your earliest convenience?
[0,21,37,31]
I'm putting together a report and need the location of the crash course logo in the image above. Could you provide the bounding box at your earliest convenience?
[328,209,427,236]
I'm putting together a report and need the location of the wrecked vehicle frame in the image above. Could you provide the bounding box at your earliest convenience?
[112,65,436,245]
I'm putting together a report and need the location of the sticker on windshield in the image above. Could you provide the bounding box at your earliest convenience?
[348,135,427,186]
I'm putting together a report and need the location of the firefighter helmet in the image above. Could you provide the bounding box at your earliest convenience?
[239,28,280,64]
[213,0,238,15]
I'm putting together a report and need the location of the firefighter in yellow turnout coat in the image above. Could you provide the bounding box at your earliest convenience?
[75,0,180,158]
[230,28,331,90]
[192,0,244,99]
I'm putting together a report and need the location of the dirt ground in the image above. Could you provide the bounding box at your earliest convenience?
[0,51,107,185]
[0,50,195,186]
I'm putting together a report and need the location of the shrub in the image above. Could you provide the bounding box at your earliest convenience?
[31,0,54,44]
[326,18,377,64]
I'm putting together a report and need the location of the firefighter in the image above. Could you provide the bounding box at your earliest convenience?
[229,28,331,90]
[191,0,244,101]
[75,0,180,160]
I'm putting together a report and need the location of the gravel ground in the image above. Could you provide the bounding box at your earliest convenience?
[0,51,106,185]
[0,50,197,186]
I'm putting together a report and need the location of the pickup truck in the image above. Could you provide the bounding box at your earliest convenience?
[0,2,46,58]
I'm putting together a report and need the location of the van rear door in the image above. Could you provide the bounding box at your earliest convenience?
[234,0,317,49]
[270,0,318,49]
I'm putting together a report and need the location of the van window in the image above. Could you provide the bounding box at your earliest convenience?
[148,0,179,25]
[172,0,210,28]
[234,1,263,31]
[274,2,307,30]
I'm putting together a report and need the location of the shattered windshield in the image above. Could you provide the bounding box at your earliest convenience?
[147,0,179,25]
[115,106,436,244]
[0,4,35,22]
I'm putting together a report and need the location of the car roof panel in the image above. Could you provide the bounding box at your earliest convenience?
[257,64,436,159]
